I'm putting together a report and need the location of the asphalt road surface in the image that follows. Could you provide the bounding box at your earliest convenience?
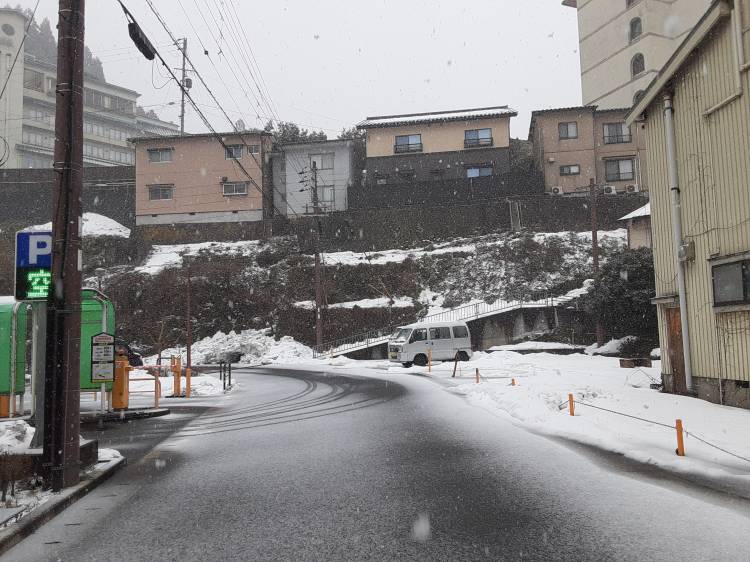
[5,367,750,561]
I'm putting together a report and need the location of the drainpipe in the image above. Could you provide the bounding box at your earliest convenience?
[663,93,694,392]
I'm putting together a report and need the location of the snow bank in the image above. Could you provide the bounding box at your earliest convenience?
[585,336,637,356]
[489,341,585,352]
[0,420,34,452]
[413,352,750,481]
[136,240,261,274]
[294,296,414,310]
[27,213,130,238]
[144,328,313,366]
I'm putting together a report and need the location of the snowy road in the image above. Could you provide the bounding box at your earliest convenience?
[4,368,750,561]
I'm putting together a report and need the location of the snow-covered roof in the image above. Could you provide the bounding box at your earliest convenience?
[619,203,651,221]
[26,213,131,238]
[357,106,517,129]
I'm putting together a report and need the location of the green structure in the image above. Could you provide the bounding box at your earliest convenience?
[0,296,27,396]
[0,290,116,398]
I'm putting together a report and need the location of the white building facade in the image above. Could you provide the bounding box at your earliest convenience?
[564,0,711,108]
[0,8,177,169]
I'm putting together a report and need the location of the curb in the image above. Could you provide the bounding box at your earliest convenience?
[80,407,171,424]
[0,456,127,556]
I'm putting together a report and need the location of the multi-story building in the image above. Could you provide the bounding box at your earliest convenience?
[528,106,648,194]
[627,0,750,407]
[563,0,711,108]
[356,106,516,186]
[132,131,272,225]
[270,139,356,216]
[0,8,177,169]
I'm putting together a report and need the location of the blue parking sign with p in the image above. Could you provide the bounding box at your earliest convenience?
[15,231,53,300]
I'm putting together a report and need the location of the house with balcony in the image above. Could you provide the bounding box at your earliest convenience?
[529,106,649,195]
[353,106,517,207]
[132,131,272,225]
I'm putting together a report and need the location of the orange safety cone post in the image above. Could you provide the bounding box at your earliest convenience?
[675,419,685,456]
[568,393,575,417]
[511,378,516,386]
[428,348,432,372]
[475,368,480,384]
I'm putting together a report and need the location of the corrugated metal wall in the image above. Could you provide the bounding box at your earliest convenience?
[643,3,750,383]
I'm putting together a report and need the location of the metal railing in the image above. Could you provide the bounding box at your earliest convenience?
[464,137,493,148]
[394,143,423,154]
[604,134,632,144]
[312,292,558,358]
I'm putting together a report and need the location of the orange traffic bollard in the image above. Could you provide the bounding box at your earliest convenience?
[475,368,480,384]
[511,378,516,386]
[568,393,575,417]
[185,367,192,398]
[0,396,9,418]
[172,356,182,397]
[427,348,432,372]
[675,419,685,456]
[112,358,132,410]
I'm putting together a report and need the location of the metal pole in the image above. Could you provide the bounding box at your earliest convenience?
[311,161,324,347]
[590,178,605,347]
[185,262,192,397]
[179,37,187,135]
[30,303,46,447]
[44,0,84,491]
[663,93,694,392]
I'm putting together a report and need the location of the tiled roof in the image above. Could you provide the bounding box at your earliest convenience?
[357,106,517,129]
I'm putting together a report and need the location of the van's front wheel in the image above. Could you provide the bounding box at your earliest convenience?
[413,354,428,367]
[457,351,469,362]
[401,362,413,368]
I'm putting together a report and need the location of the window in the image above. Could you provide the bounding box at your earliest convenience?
[631,53,645,77]
[394,134,422,153]
[147,148,173,163]
[410,328,427,342]
[310,153,334,170]
[429,327,452,339]
[452,326,469,338]
[630,18,642,42]
[633,90,646,105]
[605,158,635,182]
[713,260,750,306]
[464,128,493,148]
[222,181,248,196]
[46,77,56,94]
[466,165,493,178]
[560,164,580,176]
[23,69,44,92]
[225,145,243,159]
[558,122,578,140]
[248,144,260,154]
[148,184,173,200]
[604,122,632,144]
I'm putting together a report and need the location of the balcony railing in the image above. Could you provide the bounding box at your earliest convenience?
[464,137,493,149]
[604,134,632,144]
[394,143,423,154]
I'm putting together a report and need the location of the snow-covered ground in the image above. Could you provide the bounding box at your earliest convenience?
[294,296,415,310]
[0,420,34,453]
[129,369,228,397]
[144,328,313,366]
[289,353,750,487]
[27,212,130,238]
[136,240,261,274]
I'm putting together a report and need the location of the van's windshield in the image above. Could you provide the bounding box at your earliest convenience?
[391,328,412,341]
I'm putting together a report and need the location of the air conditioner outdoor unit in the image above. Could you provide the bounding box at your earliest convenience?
[547,157,556,163]
[626,184,640,193]
[551,186,563,195]
[603,185,617,195]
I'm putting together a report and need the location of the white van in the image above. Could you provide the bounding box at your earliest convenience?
[388,321,473,367]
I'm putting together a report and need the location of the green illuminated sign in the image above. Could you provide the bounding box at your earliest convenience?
[20,268,52,300]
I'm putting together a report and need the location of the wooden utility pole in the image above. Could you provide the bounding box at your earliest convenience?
[311,161,324,346]
[589,178,605,347]
[44,0,85,491]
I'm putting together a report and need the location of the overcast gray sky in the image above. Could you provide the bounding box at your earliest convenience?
[22,0,581,138]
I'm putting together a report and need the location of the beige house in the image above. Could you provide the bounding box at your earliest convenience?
[356,106,516,185]
[133,132,272,225]
[529,106,649,194]
[563,0,711,108]
[627,0,750,408]
[619,203,652,248]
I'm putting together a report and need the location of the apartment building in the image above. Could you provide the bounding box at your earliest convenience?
[270,139,356,216]
[528,106,648,195]
[356,106,516,186]
[0,8,177,169]
[627,0,750,407]
[563,0,711,108]
[132,131,272,225]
